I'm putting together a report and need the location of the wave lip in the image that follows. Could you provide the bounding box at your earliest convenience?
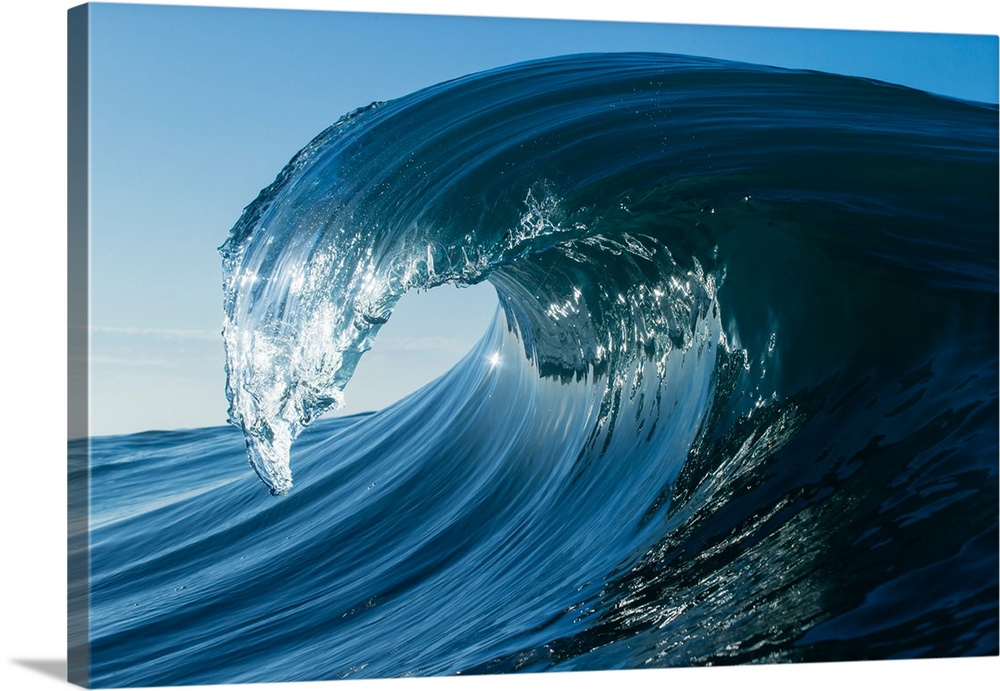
[220,53,760,492]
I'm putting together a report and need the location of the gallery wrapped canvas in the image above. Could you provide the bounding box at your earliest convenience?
[67,2,998,688]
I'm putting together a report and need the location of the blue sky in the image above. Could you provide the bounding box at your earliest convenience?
[83,1,999,435]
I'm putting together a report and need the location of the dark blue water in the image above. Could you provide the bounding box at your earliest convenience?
[80,53,998,686]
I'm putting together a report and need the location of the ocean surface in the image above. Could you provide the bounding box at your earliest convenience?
[76,53,998,686]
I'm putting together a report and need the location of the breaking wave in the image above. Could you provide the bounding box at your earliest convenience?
[83,53,997,686]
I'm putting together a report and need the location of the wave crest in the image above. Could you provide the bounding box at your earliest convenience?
[220,52,997,495]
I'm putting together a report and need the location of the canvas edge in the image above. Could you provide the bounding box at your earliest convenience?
[67,3,91,688]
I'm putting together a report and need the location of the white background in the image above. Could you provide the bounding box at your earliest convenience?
[1,2,997,690]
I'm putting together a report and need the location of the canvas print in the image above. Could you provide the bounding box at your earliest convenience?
[67,3,999,688]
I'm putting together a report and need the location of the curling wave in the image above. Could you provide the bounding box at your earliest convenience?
[83,53,997,686]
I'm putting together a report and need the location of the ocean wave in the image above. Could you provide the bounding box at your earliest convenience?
[85,53,997,685]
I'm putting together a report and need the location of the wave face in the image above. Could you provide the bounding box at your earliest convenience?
[87,53,997,685]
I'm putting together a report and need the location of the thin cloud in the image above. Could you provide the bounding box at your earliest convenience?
[91,325,221,341]
[90,355,180,368]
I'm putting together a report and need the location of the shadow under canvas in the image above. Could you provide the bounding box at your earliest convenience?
[12,658,67,682]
